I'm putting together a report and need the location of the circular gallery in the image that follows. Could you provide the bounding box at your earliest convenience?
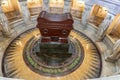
[0,0,120,80]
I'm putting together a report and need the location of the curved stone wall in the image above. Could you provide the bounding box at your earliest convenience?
[0,0,120,79]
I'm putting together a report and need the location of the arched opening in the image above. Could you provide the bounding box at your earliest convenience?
[27,0,43,16]
[49,0,64,14]
[1,0,22,22]
[70,0,85,19]
[88,4,108,27]
[107,14,120,41]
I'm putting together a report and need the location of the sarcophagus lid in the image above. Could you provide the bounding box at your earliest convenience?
[37,11,74,43]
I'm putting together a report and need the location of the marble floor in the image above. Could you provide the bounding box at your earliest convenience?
[0,18,117,80]
[2,28,101,80]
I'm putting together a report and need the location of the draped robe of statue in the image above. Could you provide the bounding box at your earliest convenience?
[96,15,112,41]
[105,39,120,62]
[0,7,10,36]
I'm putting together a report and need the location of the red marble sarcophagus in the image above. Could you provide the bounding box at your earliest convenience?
[37,11,73,43]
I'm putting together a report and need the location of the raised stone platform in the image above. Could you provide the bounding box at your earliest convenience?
[40,43,70,54]
[2,28,102,80]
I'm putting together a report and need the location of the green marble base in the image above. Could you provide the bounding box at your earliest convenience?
[40,43,70,54]
[39,43,71,65]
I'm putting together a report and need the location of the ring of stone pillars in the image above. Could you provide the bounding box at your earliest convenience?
[0,0,43,37]
[0,0,113,39]
[0,0,118,64]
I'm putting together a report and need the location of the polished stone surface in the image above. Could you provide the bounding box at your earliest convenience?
[2,28,101,80]
[0,18,117,79]
[0,77,23,80]
[87,75,120,80]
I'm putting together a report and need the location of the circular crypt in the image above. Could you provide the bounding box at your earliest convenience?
[2,28,102,80]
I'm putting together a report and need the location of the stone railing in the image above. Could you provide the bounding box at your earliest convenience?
[0,77,24,80]
[87,75,120,80]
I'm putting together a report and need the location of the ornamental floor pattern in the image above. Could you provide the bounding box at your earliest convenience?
[2,28,102,80]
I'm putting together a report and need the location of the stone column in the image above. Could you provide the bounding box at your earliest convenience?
[43,0,49,11]
[41,0,45,10]
[18,0,31,25]
[95,14,113,41]
[0,3,11,36]
[105,39,120,63]
[81,5,91,26]
[64,0,71,13]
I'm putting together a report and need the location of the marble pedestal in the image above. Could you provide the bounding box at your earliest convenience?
[40,43,69,54]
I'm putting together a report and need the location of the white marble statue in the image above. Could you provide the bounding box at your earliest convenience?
[19,1,31,24]
[0,7,10,36]
[105,39,120,62]
[96,14,112,41]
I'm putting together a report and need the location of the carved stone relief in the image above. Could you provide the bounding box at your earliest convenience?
[96,14,113,41]
[105,39,120,62]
